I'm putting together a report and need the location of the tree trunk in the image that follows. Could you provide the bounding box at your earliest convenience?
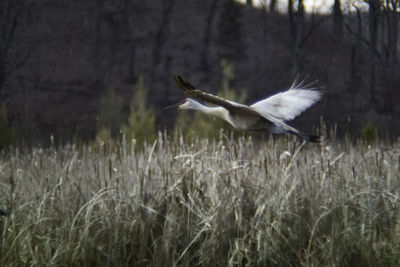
[386,0,398,64]
[288,0,304,74]
[0,0,24,94]
[128,44,136,83]
[89,1,105,91]
[369,0,379,54]
[122,0,136,82]
[201,0,219,71]
[269,0,277,13]
[150,0,174,87]
[0,64,4,98]
[368,0,379,101]
[333,0,343,38]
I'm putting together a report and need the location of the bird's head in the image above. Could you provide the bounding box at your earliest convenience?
[163,98,200,110]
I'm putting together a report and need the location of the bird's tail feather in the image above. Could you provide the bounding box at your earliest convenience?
[288,130,320,143]
[272,124,320,143]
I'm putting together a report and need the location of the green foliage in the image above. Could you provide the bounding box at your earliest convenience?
[219,59,246,103]
[361,121,378,144]
[0,103,15,150]
[174,60,247,140]
[174,110,230,140]
[97,87,124,141]
[96,126,114,146]
[122,75,156,146]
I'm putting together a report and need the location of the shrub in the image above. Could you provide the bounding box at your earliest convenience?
[361,121,378,144]
[0,103,15,150]
[97,87,124,139]
[122,75,156,146]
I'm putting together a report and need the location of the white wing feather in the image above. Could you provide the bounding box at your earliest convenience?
[251,87,322,121]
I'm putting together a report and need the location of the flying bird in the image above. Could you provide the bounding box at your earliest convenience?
[165,75,322,142]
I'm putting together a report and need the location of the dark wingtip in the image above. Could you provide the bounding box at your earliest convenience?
[172,74,196,91]
[172,74,181,84]
[307,134,320,143]
[288,130,320,143]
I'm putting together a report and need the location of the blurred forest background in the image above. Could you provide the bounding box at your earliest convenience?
[0,0,399,146]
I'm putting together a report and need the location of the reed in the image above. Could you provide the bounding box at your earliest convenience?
[0,133,399,266]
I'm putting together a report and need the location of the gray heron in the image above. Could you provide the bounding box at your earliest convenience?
[166,75,322,142]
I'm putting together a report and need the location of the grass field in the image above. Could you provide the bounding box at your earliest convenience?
[0,133,400,266]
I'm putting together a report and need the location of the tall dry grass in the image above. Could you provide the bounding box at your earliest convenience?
[0,133,400,266]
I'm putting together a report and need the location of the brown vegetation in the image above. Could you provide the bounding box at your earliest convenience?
[1,133,400,266]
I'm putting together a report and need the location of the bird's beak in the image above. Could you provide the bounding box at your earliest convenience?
[163,102,180,110]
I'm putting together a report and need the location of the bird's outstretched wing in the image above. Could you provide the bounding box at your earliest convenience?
[251,80,322,121]
[173,74,261,117]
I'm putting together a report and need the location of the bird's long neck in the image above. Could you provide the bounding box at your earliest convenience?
[189,100,228,120]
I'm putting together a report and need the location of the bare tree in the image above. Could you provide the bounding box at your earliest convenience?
[367,0,380,100]
[288,0,324,74]
[150,0,175,87]
[201,0,219,71]
[216,0,246,63]
[288,0,305,74]
[333,0,343,38]
[121,0,138,82]
[382,0,399,64]
[0,0,30,96]
[270,0,277,13]
[86,0,107,92]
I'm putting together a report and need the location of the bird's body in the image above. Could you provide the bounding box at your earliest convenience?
[167,75,322,142]
[183,101,270,131]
